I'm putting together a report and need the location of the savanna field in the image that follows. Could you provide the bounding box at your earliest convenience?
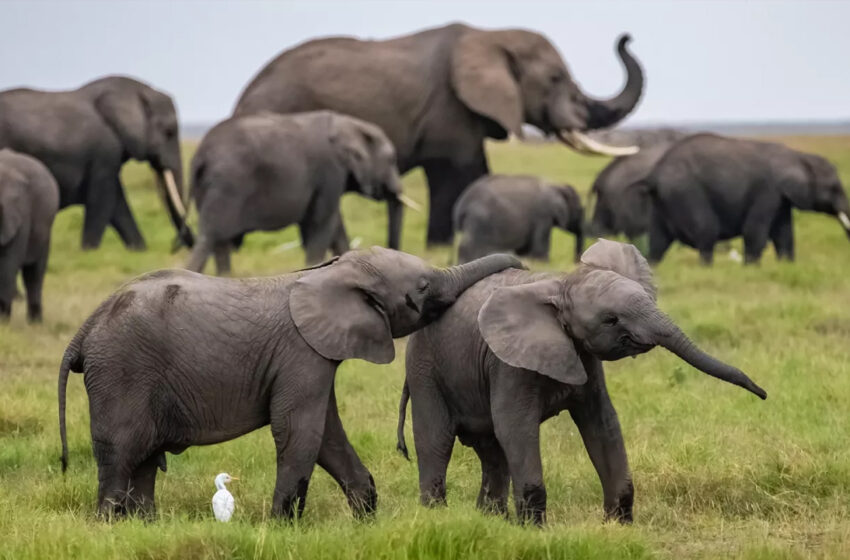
[1,137,849,559]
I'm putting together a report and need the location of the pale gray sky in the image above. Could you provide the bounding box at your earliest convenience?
[2,0,849,125]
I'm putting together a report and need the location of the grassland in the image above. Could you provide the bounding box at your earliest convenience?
[1,137,849,559]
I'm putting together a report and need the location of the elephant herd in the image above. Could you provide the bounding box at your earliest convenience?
[1,21,843,525]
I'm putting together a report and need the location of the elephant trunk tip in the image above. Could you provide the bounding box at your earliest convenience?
[617,33,633,49]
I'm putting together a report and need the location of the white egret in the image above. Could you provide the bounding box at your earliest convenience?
[211,472,238,522]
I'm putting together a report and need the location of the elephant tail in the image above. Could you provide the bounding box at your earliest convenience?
[396,380,411,461]
[58,313,95,473]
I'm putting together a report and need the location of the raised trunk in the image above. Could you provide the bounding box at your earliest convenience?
[581,34,644,130]
[439,253,524,298]
[653,312,767,399]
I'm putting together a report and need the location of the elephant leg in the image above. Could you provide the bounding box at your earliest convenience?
[125,454,160,519]
[423,155,488,246]
[527,223,552,261]
[569,387,634,524]
[269,376,331,519]
[82,172,120,250]
[93,437,147,520]
[186,234,213,273]
[21,253,48,323]
[299,208,340,265]
[742,197,781,264]
[213,242,232,276]
[110,186,146,251]
[472,436,510,516]
[329,215,350,256]
[698,246,715,266]
[648,214,674,265]
[770,202,794,261]
[0,262,17,321]
[316,387,376,517]
[410,378,455,506]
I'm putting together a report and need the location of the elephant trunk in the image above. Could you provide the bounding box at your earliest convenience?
[651,311,767,400]
[581,34,644,130]
[386,196,403,250]
[437,253,524,300]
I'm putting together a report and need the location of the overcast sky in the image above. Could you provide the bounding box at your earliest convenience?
[3,1,849,125]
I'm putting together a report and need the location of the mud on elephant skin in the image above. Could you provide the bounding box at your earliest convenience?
[234,24,644,245]
[185,111,410,274]
[454,174,584,264]
[0,150,59,322]
[398,239,766,525]
[58,248,523,520]
[645,134,850,265]
[0,76,191,251]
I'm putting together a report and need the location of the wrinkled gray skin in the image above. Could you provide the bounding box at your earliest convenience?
[647,134,850,265]
[454,175,584,264]
[234,24,643,245]
[588,133,689,241]
[0,76,190,250]
[186,111,404,273]
[0,150,59,322]
[398,240,766,525]
[58,248,522,520]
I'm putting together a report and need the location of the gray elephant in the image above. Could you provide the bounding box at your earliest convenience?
[397,240,766,525]
[0,149,59,322]
[58,248,522,519]
[454,175,584,264]
[0,76,190,250]
[588,133,688,242]
[234,24,643,245]
[186,111,408,273]
[646,134,850,264]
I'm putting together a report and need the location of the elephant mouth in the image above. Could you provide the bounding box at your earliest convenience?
[555,129,639,157]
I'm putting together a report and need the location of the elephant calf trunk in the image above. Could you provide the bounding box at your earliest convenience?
[440,253,525,297]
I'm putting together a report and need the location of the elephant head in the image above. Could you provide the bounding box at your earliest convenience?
[84,76,192,246]
[478,239,766,399]
[451,30,643,156]
[329,113,409,249]
[544,184,585,262]
[784,153,850,240]
[290,247,523,363]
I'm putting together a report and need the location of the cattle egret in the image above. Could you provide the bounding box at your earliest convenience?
[212,472,237,522]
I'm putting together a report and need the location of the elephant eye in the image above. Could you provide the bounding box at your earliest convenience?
[549,73,563,85]
[602,315,619,326]
[164,127,177,139]
[417,278,429,293]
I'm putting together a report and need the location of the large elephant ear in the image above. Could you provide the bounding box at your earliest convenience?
[329,116,379,198]
[581,238,655,301]
[0,176,25,245]
[290,260,394,364]
[478,279,586,384]
[94,90,149,160]
[451,31,523,138]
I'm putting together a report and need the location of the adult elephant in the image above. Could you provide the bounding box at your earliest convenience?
[0,76,191,250]
[234,24,644,245]
[646,134,850,264]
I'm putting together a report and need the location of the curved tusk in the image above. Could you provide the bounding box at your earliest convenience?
[397,194,423,213]
[557,130,639,157]
[162,169,187,217]
[839,212,850,230]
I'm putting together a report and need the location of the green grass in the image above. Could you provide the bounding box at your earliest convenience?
[2,137,850,559]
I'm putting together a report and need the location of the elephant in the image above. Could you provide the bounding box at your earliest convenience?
[0,76,191,250]
[185,111,410,274]
[233,24,644,245]
[454,174,584,264]
[0,149,59,322]
[588,133,688,243]
[397,239,767,525]
[58,247,522,520]
[645,134,850,264]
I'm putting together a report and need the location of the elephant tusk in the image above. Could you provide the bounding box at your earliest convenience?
[397,194,423,213]
[557,129,639,157]
[839,212,850,231]
[162,169,188,218]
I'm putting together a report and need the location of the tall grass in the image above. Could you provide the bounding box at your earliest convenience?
[1,137,849,559]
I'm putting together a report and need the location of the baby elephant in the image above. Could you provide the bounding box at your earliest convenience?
[399,239,766,525]
[0,149,59,322]
[59,247,522,520]
[454,175,584,264]
[186,111,410,274]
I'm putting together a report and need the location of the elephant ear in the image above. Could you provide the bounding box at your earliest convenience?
[478,279,586,385]
[782,154,835,210]
[290,260,394,364]
[94,90,149,160]
[0,175,25,245]
[329,116,381,198]
[581,238,655,301]
[451,31,523,139]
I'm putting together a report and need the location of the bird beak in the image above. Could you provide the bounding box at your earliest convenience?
[230,477,239,481]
